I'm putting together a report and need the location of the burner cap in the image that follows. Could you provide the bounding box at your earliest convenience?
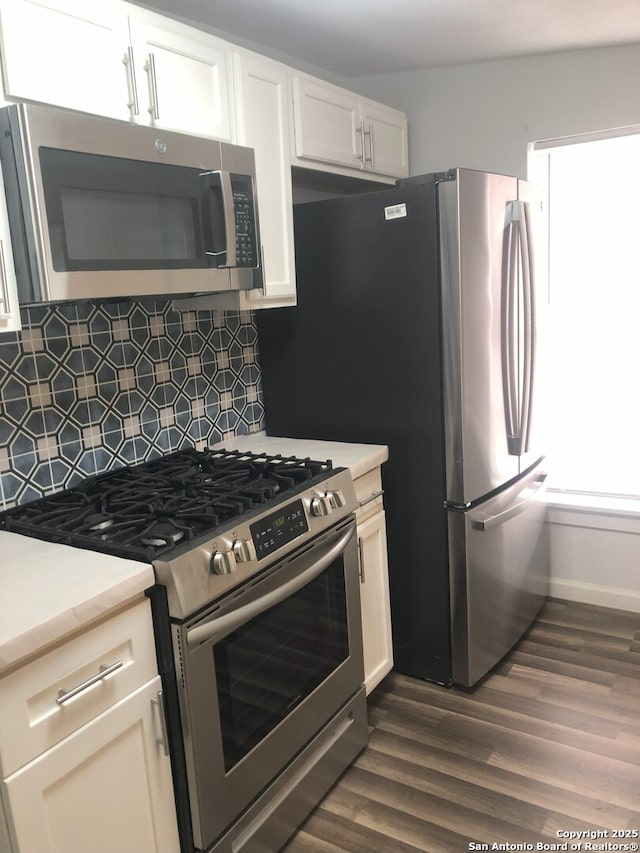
[85,512,115,532]
[141,523,185,548]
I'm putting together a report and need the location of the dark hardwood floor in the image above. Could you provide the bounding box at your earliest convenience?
[283,599,640,852]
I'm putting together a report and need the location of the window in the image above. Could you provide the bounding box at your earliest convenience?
[532,132,640,499]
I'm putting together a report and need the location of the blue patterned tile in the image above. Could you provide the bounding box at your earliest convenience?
[0,299,263,507]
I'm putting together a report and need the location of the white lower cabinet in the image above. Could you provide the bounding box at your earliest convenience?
[3,676,178,853]
[0,599,179,853]
[354,468,394,693]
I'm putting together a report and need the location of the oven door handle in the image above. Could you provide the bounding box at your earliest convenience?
[186,523,356,648]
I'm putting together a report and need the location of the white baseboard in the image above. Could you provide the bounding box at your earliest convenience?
[549,578,640,613]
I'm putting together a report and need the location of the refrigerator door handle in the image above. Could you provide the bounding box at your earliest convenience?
[502,200,536,457]
[501,201,521,454]
[470,473,547,531]
[519,199,536,454]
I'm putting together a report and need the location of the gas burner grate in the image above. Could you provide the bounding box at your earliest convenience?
[0,446,335,561]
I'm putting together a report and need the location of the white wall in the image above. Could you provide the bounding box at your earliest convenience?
[355,45,640,613]
[354,44,640,178]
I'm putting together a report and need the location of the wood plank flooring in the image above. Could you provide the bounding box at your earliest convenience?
[283,599,640,852]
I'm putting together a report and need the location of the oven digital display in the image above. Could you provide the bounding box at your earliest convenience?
[250,499,309,559]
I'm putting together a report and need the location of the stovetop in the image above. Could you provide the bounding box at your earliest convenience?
[0,447,336,561]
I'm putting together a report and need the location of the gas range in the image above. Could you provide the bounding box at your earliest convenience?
[0,446,357,618]
[0,444,366,853]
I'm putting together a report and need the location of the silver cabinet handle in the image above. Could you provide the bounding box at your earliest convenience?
[123,47,139,118]
[356,119,366,164]
[0,240,12,320]
[363,123,374,167]
[151,691,170,756]
[358,489,384,508]
[56,660,124,705]
[144,52,160,120]
[357,536,365,583]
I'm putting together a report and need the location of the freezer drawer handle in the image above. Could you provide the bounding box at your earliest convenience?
[470,474,547,532]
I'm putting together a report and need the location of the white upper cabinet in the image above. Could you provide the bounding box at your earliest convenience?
[232,50,296,307]
[0,0,130,121]
[292,75,361,170]
[0,0,235,139]
[291,73,408,180]
[360,97,409,179]
[126,11,234,140]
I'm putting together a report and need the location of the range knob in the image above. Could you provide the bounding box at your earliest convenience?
[310,495,333,517]
[233,538,257,563]
[310,489,347,517]
[326,489,346,509]
[210,548,237,575]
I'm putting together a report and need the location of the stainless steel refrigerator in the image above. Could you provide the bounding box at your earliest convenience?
[256,168,549,687]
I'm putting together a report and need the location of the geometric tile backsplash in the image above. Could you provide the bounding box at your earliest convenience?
[0,298,263,510]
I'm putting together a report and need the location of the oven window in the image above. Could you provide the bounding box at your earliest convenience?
[214,559,349,772]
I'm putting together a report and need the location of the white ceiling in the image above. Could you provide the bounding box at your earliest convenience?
[136,0,640,77]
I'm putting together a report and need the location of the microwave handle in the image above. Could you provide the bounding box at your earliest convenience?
[200,170,237,268]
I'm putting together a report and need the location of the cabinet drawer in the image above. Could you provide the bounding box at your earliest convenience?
[354,468,384,521]
[0,599,158,776]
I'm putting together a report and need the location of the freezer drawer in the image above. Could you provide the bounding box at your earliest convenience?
[448,463,548,687]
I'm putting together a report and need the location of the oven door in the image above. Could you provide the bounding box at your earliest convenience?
[174,515,364,851]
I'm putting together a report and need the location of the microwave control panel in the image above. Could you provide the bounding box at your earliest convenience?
[231,175,258,268]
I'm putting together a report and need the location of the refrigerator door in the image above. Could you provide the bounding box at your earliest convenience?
[448,459,548,687]
[440,169,523,506]
[257,183,453,683]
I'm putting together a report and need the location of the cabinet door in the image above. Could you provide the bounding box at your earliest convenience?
[357,509,394,694]
[292,75,362,169]
[234,52,295,307]
[0,0,130,120]
[0,157,21,333]
[360,99,409,178]
[128,15,233,140]
[3,677,180,853]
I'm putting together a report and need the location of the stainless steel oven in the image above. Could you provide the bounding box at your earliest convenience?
[174,514,366,851]
[0,448,368,853]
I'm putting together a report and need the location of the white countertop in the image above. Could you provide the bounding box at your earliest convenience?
[218,432,388,480]
[0,531,154,674]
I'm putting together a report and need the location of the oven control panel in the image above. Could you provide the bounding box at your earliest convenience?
[155,467,358,618]
[250,499,309,560]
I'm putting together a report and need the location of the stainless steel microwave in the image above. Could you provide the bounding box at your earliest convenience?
[0,103,262,303]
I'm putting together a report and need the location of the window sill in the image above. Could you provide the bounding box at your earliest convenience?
[545,491,640,533]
